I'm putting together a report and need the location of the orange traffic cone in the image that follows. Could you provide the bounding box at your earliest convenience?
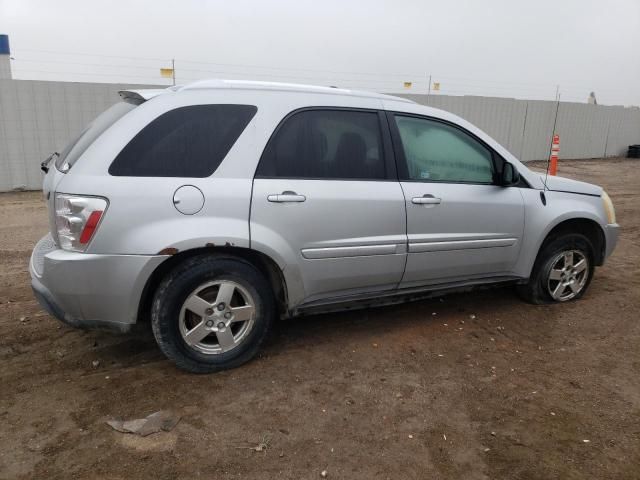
[549,134,560,176]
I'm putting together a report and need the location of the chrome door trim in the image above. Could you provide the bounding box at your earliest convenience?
[409,237,517,253]
[301,243,405,259]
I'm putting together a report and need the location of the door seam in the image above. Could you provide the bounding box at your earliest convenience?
[396,181,410,290]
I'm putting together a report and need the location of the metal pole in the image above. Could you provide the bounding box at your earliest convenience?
[544,93,561,190]
[172,58,176,86]
[603,119,611,158]
[519,102,529,160]
[427,74,431,99]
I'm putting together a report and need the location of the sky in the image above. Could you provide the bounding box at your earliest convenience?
[1,0,639,106]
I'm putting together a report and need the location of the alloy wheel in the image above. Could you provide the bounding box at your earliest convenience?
[179,280,256,355]
[547,250,589,301]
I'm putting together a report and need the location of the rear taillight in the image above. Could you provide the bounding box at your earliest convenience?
[54,194,108,252]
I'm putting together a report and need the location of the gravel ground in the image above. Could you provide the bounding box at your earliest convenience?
[0,157,638,479]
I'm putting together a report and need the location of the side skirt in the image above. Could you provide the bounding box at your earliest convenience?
[290,276,524,317]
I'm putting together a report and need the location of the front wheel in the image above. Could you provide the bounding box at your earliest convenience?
[151,254,275,373]
[517,233,595,304]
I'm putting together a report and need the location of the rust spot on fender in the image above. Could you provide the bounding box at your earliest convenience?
[158,247,179,255]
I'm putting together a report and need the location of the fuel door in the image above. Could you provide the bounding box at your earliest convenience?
[173,185,204,215]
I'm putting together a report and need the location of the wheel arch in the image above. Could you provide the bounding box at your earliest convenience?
[536,217,606,267]
[137,246,289,324]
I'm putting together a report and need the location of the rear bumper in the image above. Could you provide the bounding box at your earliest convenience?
[31,277,134,332]
[29,234,167,332]
[603,223,619,261]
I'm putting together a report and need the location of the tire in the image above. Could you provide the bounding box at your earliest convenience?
[151,254,275,373]
[517,233,595,305]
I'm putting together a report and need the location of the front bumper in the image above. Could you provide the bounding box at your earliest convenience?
[29,234,167,332]
[603,223,620,261]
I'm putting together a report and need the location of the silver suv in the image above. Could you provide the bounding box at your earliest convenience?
[31,80,619,373]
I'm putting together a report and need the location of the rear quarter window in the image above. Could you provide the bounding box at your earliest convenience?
[109,104,257,177]
[56,101,137,172]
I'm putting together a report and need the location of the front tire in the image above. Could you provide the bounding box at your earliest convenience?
[151,254,275,373]
[517,233,595,305]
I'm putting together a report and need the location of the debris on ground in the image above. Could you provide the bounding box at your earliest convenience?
[321,470,328,478]
[106,410,181,437]
[236,434,271,453]
[92,360,100,368]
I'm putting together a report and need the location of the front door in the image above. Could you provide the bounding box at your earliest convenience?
[251,108,407,305]
[388,113,525,287]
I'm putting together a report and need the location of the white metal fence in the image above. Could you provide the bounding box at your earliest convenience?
[400,93,640,162]
[0,79,157,192]
[1,79,639,192]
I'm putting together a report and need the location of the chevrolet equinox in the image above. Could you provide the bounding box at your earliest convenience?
[31,80,619,372]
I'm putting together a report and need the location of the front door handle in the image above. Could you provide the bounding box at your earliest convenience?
[267,191,307,203]
[412,194,442,205]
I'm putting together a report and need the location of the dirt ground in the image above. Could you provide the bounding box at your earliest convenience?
[0,157,638,480]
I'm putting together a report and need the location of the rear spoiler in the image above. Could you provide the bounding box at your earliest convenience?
[118,86,181,104]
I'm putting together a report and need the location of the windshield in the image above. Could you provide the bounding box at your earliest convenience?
[55,101,137,172]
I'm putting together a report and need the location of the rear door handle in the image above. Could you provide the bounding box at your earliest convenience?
[412,195,441,205]
[267,191,307,203]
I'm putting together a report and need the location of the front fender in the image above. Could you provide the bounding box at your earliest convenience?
[514,189,607,278]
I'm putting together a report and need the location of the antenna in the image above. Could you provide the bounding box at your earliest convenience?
[544,92,561,191]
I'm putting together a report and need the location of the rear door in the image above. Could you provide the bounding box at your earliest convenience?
[250,108,407,304]
[388,113,524,287]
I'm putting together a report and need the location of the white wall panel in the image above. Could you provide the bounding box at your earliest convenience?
[0,79,158,191]
[400,93,640,162]
[0,81,639,191]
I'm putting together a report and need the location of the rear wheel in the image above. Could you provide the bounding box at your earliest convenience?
[517,233,595,304]
[151,254,275,373]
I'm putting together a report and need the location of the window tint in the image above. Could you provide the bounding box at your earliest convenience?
[394,115,494,183]
[109,104,257,177]
[256,109,386,180]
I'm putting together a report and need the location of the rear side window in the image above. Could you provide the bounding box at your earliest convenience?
[256,109,386,180]
[109,104,257,177]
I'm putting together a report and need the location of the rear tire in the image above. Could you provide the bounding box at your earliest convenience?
[151,254,275,373]
[517,233,595,305]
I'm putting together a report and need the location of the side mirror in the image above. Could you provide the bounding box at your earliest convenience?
[501,162,520,186]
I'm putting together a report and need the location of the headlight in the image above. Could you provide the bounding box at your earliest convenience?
[54,194,108,252]
[601,190,616,224]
